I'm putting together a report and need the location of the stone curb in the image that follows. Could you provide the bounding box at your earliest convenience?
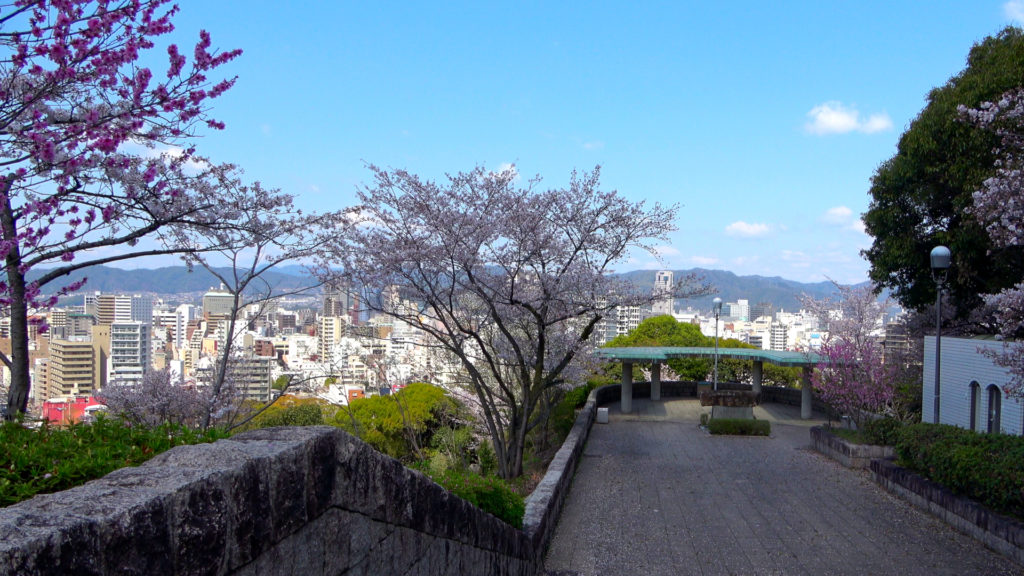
[871,458,1024,567]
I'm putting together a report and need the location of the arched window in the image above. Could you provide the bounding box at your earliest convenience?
[969,381,981,431]
[987,385,1002,434]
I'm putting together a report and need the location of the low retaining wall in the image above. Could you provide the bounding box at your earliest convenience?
[0,427,536,576]
[871,459,1024,566]
[810,426,895,469]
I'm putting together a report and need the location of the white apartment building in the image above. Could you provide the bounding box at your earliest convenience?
[108,321,150,386]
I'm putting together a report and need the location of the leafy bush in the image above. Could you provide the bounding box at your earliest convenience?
[234,396,328,432]
[862,417,903,446]
[895,423,1024,520]
[707,418,770,436]
[551,380,603,437]
[477,440,498,477]
[0,417,227,507]
[332,383,461,461]
[427,467,525,528]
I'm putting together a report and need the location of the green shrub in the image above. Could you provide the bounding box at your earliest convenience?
[425,466,525,528]
[707,418,770,436]
[895,423,1024,520]
[0,417,227,507]
[862,417,903,446]
[476,440,498,477]
[551,381,603,437]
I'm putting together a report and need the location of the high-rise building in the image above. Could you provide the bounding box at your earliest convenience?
[109,321,150,386]
[47,339,96,398]
[769,322,789,351]
[323,283,351,318]
[652,271,674,316]
[751,302,775,322]
[318,316,347,365]
[202,287,235,320]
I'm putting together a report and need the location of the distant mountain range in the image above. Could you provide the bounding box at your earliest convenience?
[620,269,858,312]
[33,265,857,311]
[32,265,315,301]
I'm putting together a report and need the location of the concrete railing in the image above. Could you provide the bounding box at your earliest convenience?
[0,427,536,575]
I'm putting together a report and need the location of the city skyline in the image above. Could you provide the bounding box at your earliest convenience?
[100,2,1024,285]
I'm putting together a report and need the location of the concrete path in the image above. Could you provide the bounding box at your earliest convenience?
[544,398,1023,576]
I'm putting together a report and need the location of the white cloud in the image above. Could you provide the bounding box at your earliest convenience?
[1006,0,1024,22]
[691,255,719,266]
[653,245,681,257]
[851,218,867,235]
[725,221,771,238]
[583,140,605,150]
[804,101,893,135]
[822,205,853,224]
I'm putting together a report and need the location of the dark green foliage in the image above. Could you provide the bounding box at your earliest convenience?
[864,27,1024,315]
[0,417,227,507]
[551,380,605,437]
[862,417,903,446]
[477,440,498,477]
[422,466,525,528]
[707,418,771,436]
[895,423,1024,520]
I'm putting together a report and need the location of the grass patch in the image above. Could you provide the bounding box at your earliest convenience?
[415,464,525,528]
[707,418,770,436]
[828,426,868,444]
[0,417,227,507]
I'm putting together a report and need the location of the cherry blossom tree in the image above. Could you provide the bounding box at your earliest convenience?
[961,91,1024,397]
[0,1,241,417]
[166,170,345,428]
[802,282,901,427]
[331,164,708,479]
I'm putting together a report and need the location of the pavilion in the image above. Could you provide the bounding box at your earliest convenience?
[595,347,824,419]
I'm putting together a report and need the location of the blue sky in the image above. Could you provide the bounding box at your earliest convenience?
[151,1,1024,284]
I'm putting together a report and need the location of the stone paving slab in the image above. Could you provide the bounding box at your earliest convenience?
[544,398,1024,576]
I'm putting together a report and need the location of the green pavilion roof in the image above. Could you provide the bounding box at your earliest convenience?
[596,346,822,367]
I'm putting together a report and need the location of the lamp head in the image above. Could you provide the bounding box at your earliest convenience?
[930,245,951,271]
[712,297,722,314]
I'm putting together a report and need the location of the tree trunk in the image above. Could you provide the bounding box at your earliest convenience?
[1,184,30,420]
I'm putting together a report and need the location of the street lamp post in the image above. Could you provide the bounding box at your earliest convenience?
[713,297,722,391]
[930,245,951,424]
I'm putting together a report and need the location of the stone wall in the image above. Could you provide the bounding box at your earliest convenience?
[0,427,537,576]
[871,458,1024,566]
[810,425,895,469]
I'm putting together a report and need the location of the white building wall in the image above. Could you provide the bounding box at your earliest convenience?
[924,336,1023,435]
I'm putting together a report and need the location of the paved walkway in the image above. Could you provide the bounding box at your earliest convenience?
[544,398,1024,576]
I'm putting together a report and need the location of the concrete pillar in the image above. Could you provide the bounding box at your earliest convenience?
[621,361,633,414]
[651,362,662,401]
[752,361,763,396]
[801,366,813,420]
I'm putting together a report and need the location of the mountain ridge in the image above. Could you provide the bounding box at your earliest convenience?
[35,265,860,311]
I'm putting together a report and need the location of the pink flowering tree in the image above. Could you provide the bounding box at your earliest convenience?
[803,282,901,427]
[0,1,241,417]
[961,91,1024,397]
[331,165,709,479]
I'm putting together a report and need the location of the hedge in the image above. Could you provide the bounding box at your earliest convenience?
[895,423,1024,520]
[707,418,771,436]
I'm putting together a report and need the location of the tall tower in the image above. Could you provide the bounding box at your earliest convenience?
[652,270,674,316]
